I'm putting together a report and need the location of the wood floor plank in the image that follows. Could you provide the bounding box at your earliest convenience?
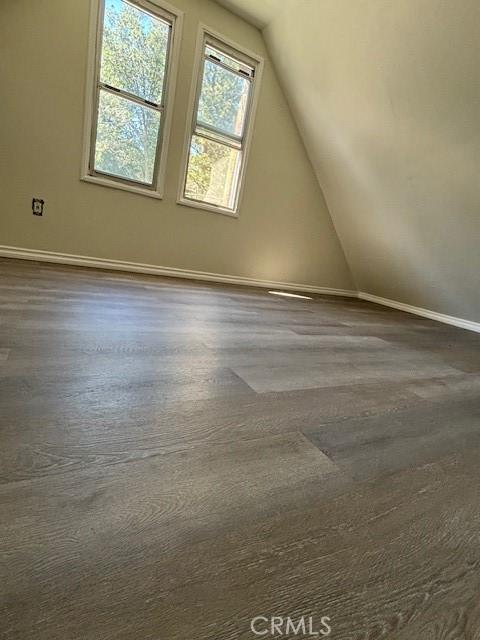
[303,395,480,481]
[233,360,462,393]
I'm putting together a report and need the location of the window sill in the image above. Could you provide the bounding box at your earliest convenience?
[81,174,164,200]
[177,196,239,218]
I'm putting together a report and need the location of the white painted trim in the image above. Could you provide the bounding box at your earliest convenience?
[81,174,164,199]
[177,196,239,217]
[0,245,356,297]
[3,244,477,331]
[359,292,480,334]
[177,24,264,217]
[80,0,184,199]
[80,0,100,184]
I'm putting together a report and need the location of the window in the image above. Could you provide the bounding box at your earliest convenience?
[82,0,182,197]
[179,29,263,216]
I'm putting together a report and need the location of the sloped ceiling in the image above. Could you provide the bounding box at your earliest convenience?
[217,0,480,323]
[213,0,276,28]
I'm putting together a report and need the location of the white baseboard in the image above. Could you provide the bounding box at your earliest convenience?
[2,245,478,332]
[0,244,356,298]
[359,291,480,334]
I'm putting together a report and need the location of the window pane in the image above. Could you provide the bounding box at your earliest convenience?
[185,135,241,209]
[197,59,250,137]
[94,89,161,184]
[100,0,170,105]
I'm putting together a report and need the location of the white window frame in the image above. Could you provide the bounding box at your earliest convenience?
[81,0,183,199]
[177,25,264,217]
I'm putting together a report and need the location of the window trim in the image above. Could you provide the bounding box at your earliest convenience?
[81,0,183,199]
[177,25,264,217]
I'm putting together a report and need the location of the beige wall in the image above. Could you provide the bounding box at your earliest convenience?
[0,0,353,290]
[247,0,480,321]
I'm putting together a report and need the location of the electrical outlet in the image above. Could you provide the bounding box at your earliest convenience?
[32,198,44,216]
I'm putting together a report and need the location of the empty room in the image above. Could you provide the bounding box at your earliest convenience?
[1,0,480,637]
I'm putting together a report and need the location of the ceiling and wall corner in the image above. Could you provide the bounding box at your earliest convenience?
[216,0,480,324]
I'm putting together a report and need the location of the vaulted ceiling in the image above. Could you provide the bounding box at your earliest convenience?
[217,0,480,323]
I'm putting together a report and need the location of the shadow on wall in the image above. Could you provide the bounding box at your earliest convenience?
[262,0,480,322]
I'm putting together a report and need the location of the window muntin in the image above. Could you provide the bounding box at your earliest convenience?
[181,36,258,213]
[90,0,175,188]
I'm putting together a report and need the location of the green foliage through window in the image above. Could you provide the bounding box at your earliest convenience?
[93,0,169,184]
[184,41,255,210]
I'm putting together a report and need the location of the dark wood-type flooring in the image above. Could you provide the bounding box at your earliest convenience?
[1,257,480,639]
